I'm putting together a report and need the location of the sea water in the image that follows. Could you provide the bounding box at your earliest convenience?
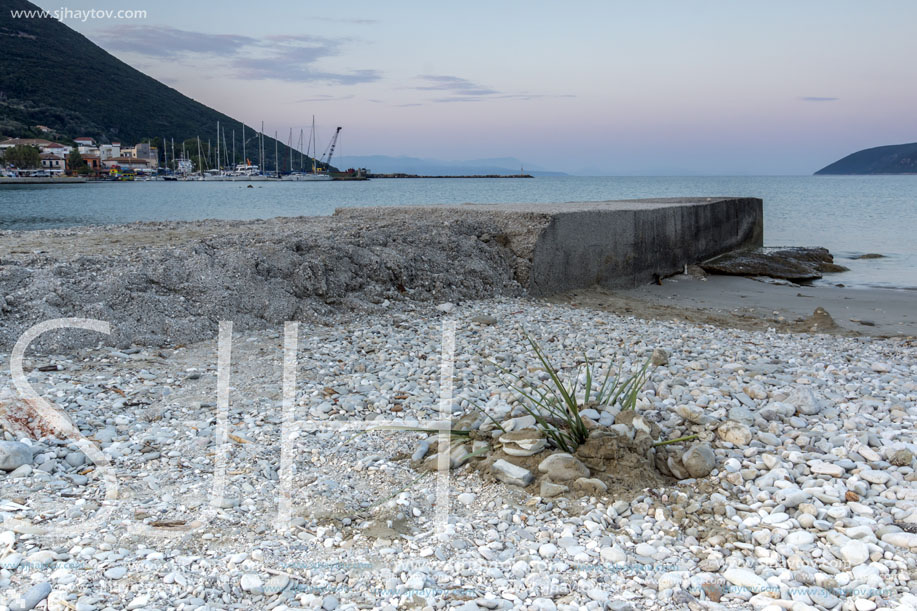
[2,175,915,289]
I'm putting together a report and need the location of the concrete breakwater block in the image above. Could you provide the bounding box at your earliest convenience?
[337,197,763,295]
[0,198,761,350]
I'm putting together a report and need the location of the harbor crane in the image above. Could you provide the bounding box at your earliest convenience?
[319,127,342,170]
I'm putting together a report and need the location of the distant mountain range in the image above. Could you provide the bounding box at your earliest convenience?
[0,0,312,169]
[334,155,567,176]
[815,142,917,175]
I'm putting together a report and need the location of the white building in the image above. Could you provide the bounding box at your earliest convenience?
[99,142,122,161]
[74,137,98,156]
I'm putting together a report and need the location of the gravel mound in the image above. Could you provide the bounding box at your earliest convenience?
[0,212,542,351]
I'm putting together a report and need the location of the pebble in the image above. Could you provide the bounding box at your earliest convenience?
[538,543,558,559]
[881,531,917,550]
[499,429,547,456]
[491,459,533,486]
[889,448,913,466]
[539,480,568,498]
[810,460,845,477]
[240,573,263,594]
[859,469,890,485]
[537,452,590,481]
[717,420,752,446]
[723,567,767,592]
[681,443,716,478]
[8,582,51,611]
[787,387,822,415]
[0,297,913,610]
[840,540,869,565]
[0,441,33,471]
[103,566,127,580]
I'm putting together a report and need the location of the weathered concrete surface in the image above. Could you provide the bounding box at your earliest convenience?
[341,197,763,295]
[0,198,761,350]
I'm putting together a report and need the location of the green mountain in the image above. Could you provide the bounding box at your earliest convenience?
[0,0,324,171]
[815,142,917,175]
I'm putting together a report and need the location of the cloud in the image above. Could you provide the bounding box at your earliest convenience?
[96,25,379,84]
[310,17,379,25]
[96,25,255,58]
[293,94,355,103]
[800,96,839,102]
[415,74,500,97]
[411,74,575,104]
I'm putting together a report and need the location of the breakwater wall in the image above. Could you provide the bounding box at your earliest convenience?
[0,198,761,350]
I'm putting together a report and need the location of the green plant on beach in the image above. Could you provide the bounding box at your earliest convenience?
[494,335,654,453]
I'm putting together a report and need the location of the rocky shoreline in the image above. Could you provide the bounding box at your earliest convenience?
[1,296,915,610]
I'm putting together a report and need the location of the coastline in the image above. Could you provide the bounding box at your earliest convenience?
[0,199,764,351]
[1,294,914,609]
[1,212,916,609]
[550,274,917,338]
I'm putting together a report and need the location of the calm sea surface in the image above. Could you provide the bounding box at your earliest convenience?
[1,175,915,290]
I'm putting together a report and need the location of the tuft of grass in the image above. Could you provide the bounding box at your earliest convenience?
[493,334,654,453]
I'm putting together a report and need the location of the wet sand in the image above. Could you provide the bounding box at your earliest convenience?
[547,274,917,338]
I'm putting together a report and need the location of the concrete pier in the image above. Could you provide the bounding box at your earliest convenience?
[337,197,763,295]
[1,197,762,349]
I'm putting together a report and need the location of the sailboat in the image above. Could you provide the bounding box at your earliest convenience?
[203,121,233,180]
[229,123,270,181]
[281,116,332,181]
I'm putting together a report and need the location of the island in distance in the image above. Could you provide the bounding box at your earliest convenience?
[815,141,917,174]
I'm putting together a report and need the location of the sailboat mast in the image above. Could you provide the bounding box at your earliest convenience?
[288,128,293,174]
[232,129,236,168]
[274,131,279,177]
[242,123,246,166]
[216,121,220,171]
[260,121,264,175]
[311,116,317,173]
[197,136,203,174]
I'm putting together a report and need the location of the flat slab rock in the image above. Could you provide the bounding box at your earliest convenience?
[701,247,848,281]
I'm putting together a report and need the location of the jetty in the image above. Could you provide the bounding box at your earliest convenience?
[0,197,761,349]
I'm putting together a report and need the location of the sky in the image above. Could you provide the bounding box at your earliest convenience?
[33,0,917,175]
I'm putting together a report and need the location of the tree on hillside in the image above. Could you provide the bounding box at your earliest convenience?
[68,147,88,174]
[3,144,41,168]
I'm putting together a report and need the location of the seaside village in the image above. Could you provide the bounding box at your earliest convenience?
[0,136,160,178]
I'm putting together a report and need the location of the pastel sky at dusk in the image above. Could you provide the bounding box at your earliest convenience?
[34,0,917,175]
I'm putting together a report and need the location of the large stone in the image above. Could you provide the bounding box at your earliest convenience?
[9,582,52,611]
[537,452,590,481]
[889,449,913,466]
[539,480,568,498]
[499,429,547,457]
[787,387,822,416]
[0,441,33,472]
[701,246,847,281]
[571,477,608,495]
[810,460,845,477]
[859,469,890,485]
[491,459,533,487]
[881,532,917,551]
[840,540,869,565]
[716,421,752,446]
[681,443,716,478]
[722,568,768,594]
